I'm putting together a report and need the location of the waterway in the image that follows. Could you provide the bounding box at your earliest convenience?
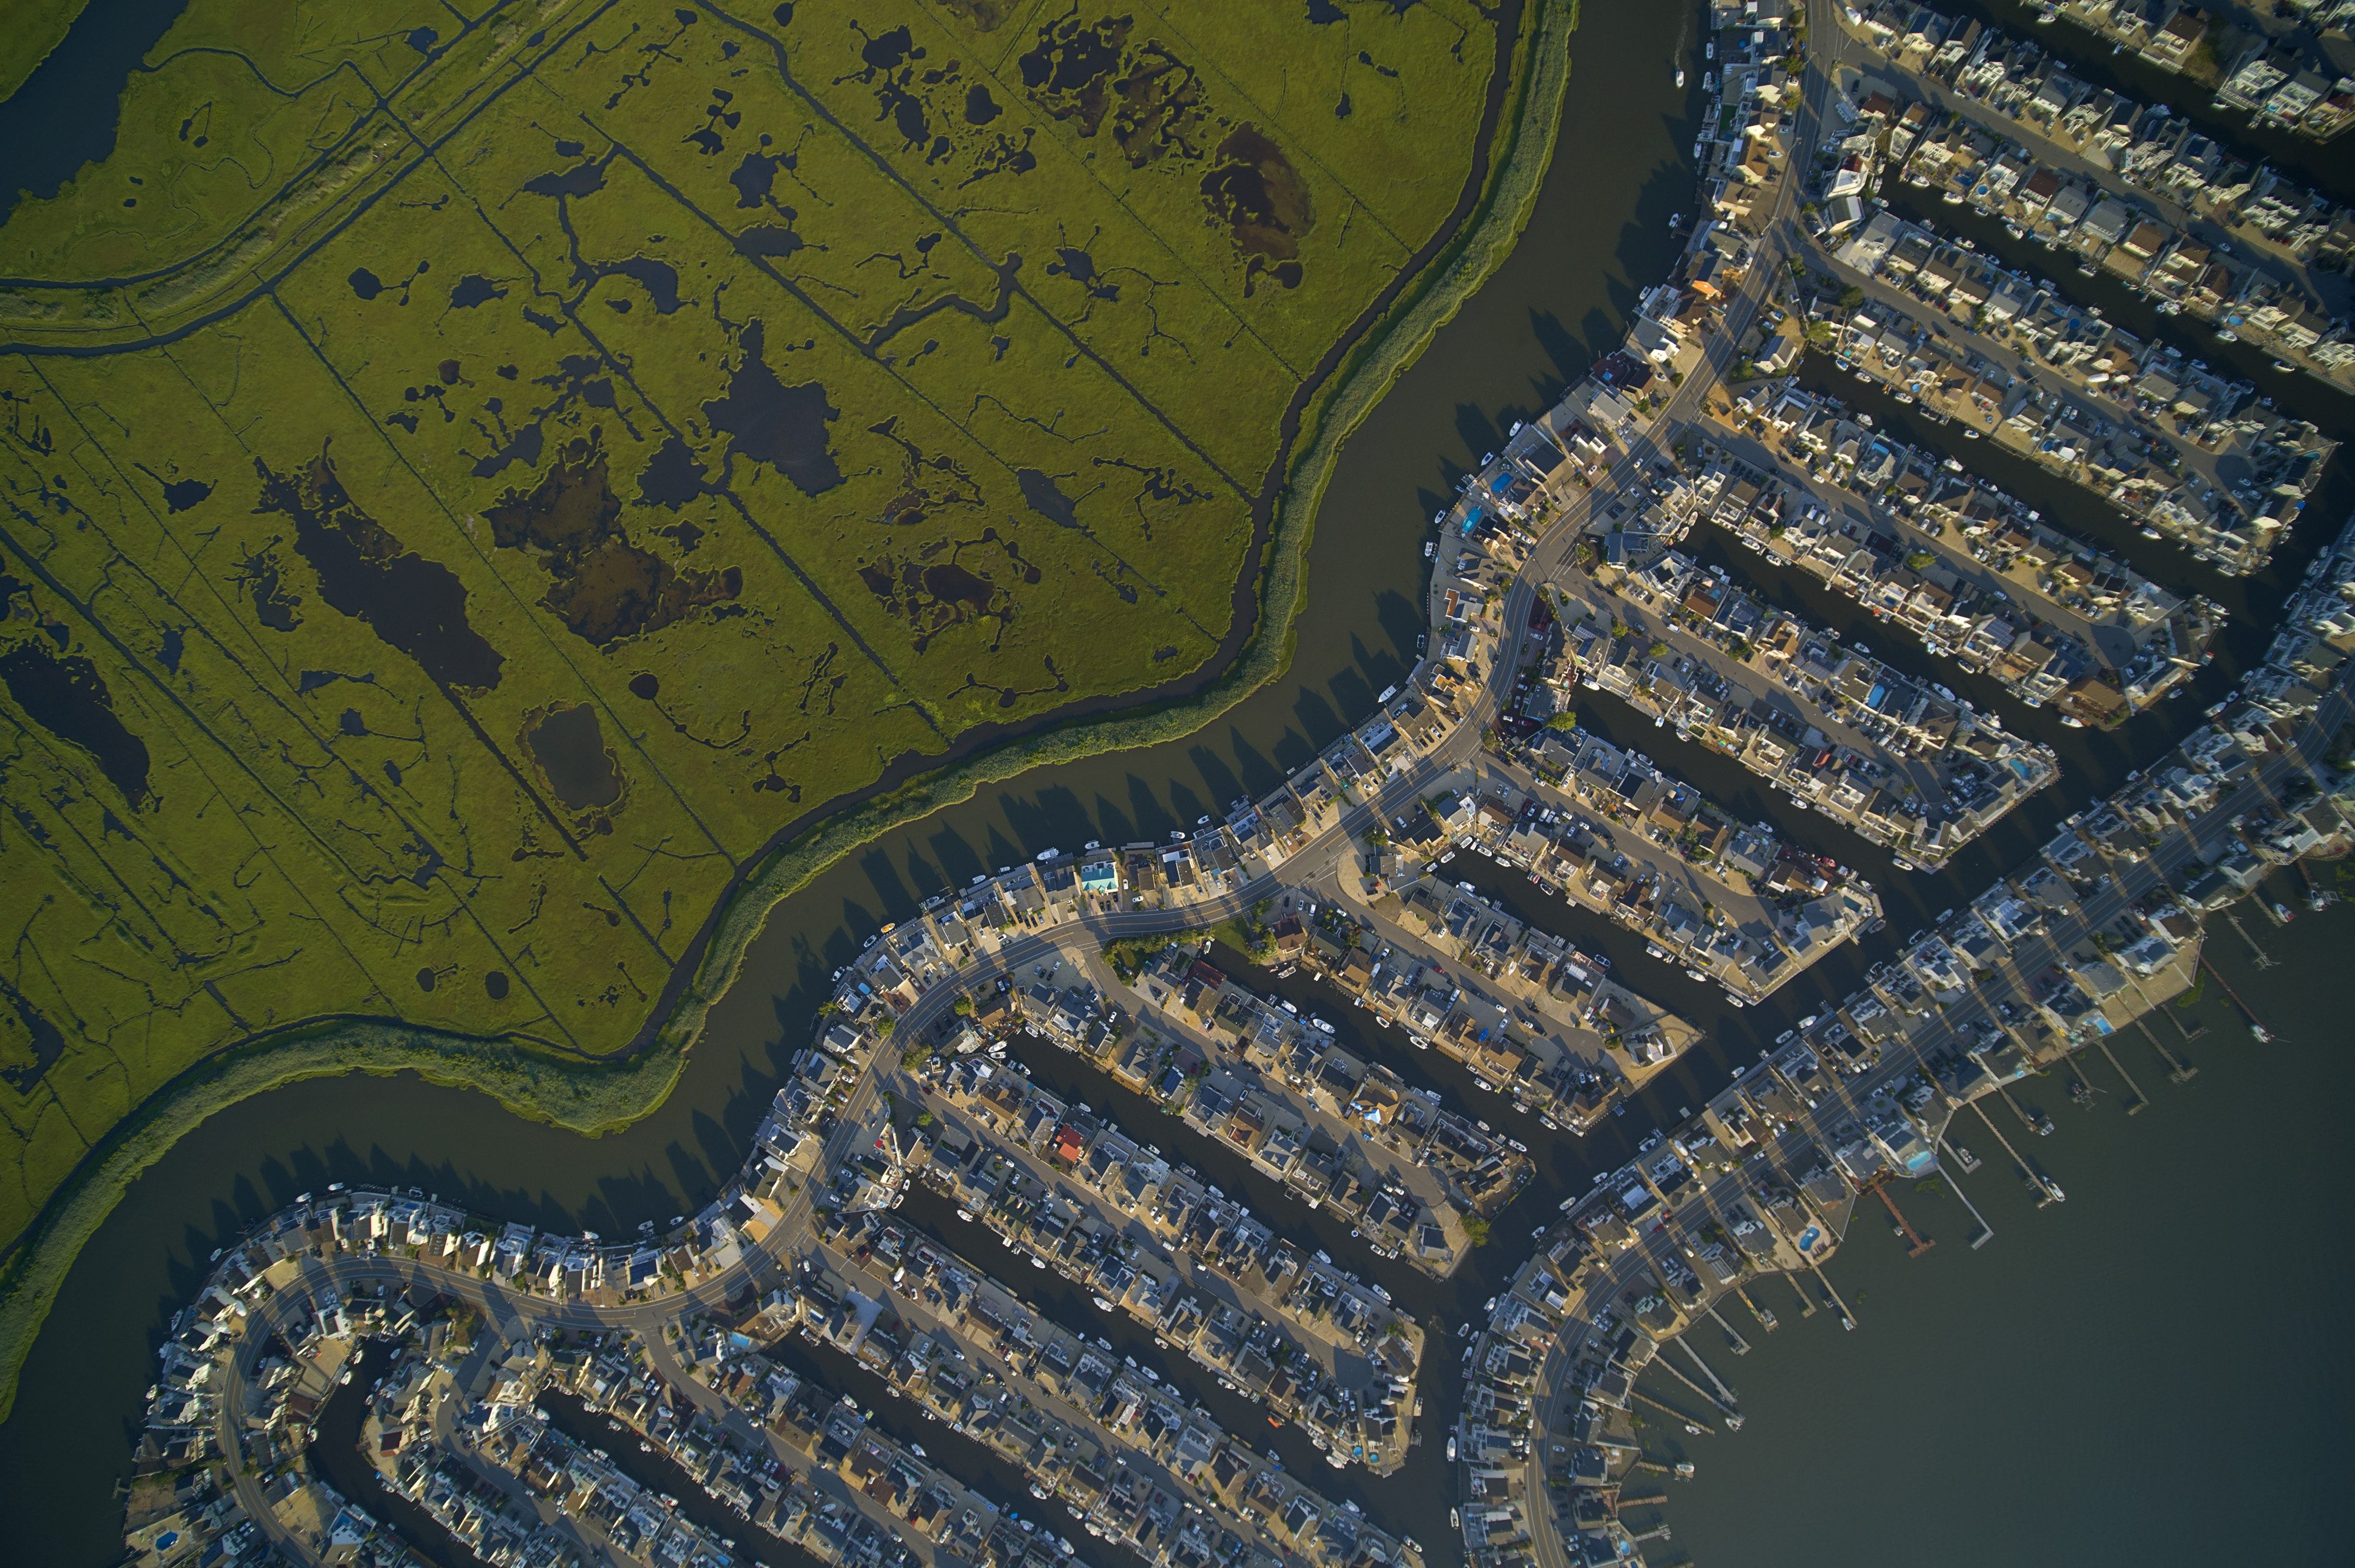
[1667,904,2355,1567]
[0,3,2347,1563]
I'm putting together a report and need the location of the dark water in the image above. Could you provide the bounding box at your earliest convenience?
[1669,902,2355,1567]
[526,703,623,810]
[0,0,191,230]
[0,4,2345,1563]
[0,641,152,807]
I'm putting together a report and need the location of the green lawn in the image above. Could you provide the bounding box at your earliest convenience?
[0,0,1504,1252]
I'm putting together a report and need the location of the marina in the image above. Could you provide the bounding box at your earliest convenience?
[11,4,2355,1568]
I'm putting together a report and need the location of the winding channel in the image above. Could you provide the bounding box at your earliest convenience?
[4,2,2353,1563]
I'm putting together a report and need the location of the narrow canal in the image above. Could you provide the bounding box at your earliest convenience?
[2,4,2350,1564]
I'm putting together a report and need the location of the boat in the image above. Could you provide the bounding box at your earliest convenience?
[1450,1510,1461,1531]
[2251,1023,2274,1042]
[1035,847,1061,861]
[1446,1435,1457,1461]
[1675,67,1686,88]
[2216,329,2237,343]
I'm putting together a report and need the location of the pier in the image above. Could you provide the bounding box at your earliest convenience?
[2198,953,2280,1040]
[1785,1273,1817,1318]
[2223,911,2278,969]
[1941,1159,1996,1250]
[1656,1345,1740,1423]
[1733,1284,1777,1331]
[1703,1303,1752,1355]
[1631,1388,1713,1433]
[1807,1262,1856,1330]
[1860,1172,1935,1257]
[2136,1015,2199,1082]
[2092,1036,2148,1113]
[1677,1338,1740,1416]
[1971,1100,2061,1206]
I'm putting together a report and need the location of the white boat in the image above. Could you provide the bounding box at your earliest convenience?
[1036,846,1061,861]
[1675,67,1686,88]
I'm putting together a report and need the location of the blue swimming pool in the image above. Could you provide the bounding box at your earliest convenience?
[1798,1225,1822,1254]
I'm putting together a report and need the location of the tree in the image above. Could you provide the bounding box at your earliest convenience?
[1647,641,1670,659]
[1837,285,1865,310]
[1546,712,1579,732]
[916,1110,934,1128]
[1461,1215,1492,1247]
[1906,550,1936,571]
[952,995,974,1017]
[875,1016,896,1037]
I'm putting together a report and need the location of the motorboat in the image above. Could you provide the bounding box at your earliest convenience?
[1675,67,1686,89]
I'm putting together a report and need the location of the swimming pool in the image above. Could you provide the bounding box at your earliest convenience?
[1798,1225,1822,1254]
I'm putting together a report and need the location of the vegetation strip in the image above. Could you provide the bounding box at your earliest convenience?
[0,0,1581,1419]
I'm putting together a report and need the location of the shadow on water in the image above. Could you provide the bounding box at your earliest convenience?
[0,0,195,230]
